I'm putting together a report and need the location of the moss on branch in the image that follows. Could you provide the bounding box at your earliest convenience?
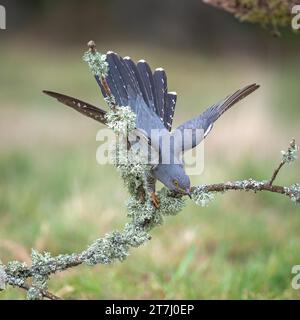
[203,0,295,32]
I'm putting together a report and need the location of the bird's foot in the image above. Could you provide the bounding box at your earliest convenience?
[150,192,160,209]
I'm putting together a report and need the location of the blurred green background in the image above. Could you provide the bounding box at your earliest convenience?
[0,0,299,299]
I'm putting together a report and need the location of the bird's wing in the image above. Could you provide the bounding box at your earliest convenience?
[43,90,107,124]
[43,90,159,164]
[44,53,177,163]
[173,83,260,152]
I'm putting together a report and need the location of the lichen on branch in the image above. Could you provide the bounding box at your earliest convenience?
[82,41,108,77]
[1,136,298,299]
[105,106,136,135]
[203,0,295,32]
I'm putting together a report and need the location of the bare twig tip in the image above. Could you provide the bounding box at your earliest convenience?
[290,139,296,148]
[87,40,96,52]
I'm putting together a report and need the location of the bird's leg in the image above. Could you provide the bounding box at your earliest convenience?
[150,192,159,209]
[137,184,146,203]
[144,173,159,209]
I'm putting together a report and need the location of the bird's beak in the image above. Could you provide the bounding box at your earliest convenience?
[186,188,192,199]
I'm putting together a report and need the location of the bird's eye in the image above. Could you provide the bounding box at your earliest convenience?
[173,179,179,187]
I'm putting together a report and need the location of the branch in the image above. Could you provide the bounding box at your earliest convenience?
[1,139,298,299]
[1,44,298,299]
[192,180,299,205]
[9,280,62,300]
[269,139,297,186]
[192,138,299,206]
[269,162,285,186]
[202,0,295,33]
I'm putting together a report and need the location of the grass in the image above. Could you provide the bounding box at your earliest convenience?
[0,41,299,299]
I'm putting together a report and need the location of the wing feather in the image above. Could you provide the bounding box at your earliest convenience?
[175,83,260,152]
[43,91,107,124]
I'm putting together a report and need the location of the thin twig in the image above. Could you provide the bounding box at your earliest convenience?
[269,138,297,186]
[8,279,62,300]
[269,161,284,186]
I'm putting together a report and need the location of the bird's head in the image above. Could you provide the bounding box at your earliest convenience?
[153,164,191,197]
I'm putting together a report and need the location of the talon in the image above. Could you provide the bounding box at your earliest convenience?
[150,192,160,209]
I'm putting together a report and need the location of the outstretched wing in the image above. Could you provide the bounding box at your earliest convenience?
[96,52,177,132]
[174,83,260,152]
[43,90,160,163]
[43,91,107,124]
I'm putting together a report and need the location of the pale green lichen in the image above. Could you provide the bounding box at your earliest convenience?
[126,188,185,229]
[4,261,28,290]
[5,275,25,288]
[27,287,43,300]
[157,188,185,216]
[28,250,51,299]
[111,140,150,198]
[113,144,150,181]
[83,48,108,77]
[6,261,28,277]
[105,106,136,135]
[126,196,162,228]
[0,262,6,290]
[83,232,130,265]
[104,95,117,109]
[191,187,215,207]
[205,0,292,33]
[82,224,151,266]
[281,140,298,164]
[122,223,151,247]
[284,183,300,203]
[235,0,291,30]
[234,178,266,190]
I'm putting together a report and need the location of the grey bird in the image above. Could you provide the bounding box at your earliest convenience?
[44,50,259,207]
